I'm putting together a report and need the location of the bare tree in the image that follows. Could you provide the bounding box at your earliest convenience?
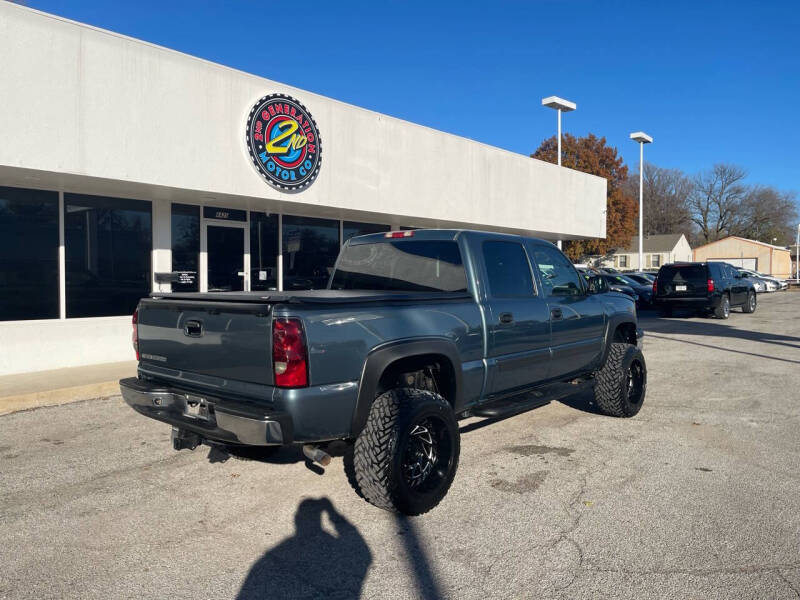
[734,186,799,245]
[627,162,694,237]
[689,164,748,243]
[626,161,797,247]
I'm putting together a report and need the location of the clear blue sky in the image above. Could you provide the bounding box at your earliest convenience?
[23,0,800,193]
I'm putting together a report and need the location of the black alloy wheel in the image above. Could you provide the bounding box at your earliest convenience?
[594,342,647,418]
[626,358,645,407]
[400,416,453,494]
[353,388,460,515]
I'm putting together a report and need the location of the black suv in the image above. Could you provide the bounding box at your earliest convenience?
[653,262,757,319]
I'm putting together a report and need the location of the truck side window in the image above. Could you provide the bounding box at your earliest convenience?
[532,245,583,297]
[482,241,535,297]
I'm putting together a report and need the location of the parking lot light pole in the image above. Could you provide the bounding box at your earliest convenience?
[796,223,799,283]
[542,96,576,250]
[629,132,653,270]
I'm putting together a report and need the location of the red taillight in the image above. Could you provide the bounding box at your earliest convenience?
[272,318,308,388]
[652,279,658,295]
[707,279,714,293]
[132,308,140,361]
[384,230,414,238]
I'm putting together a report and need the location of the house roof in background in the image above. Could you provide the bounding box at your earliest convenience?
[615,233,685,254]
[693,236,790,252]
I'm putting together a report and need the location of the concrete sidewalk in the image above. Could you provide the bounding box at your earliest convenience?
[0,361,136,415]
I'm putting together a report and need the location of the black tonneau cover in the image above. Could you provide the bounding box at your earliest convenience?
[150,290,472,305]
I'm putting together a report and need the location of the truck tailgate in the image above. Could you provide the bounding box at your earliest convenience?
[136,298,273,385]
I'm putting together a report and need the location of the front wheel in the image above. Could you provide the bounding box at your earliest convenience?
[742,290,757,313]
[594,343,647,417]
[352,388,460,515]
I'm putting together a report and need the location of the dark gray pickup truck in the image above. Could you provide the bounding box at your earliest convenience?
[121,229,645,515]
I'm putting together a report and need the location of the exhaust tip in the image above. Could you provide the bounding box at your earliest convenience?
[302,444,332,467]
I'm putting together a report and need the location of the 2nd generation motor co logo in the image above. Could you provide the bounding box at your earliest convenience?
[245,93,322,192]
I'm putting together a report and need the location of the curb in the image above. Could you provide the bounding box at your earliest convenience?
[0,381,121,416]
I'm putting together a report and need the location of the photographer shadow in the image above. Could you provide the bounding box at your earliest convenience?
[237,497,372,599]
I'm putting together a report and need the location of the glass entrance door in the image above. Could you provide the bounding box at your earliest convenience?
[206,225,245,292]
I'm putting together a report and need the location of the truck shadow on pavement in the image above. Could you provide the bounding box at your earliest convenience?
[460,389,600,435]
[206,441,354,475]
[207,444,305,465]
[236,497,372,600]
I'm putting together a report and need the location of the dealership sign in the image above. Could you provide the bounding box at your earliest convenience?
[245,93,322,192]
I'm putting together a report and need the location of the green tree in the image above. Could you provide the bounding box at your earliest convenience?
[532,134,637,261]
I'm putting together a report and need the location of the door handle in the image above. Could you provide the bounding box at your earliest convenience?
[550,308,563,320]
[237,271,246,277]
[499,312,514,324]
[184,319,203,337]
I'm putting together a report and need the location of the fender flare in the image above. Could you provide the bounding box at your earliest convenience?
[598,313,640,369]
[350,337,464,437]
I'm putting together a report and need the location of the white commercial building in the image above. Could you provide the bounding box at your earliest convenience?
[598,234,693,271]
[0,3,607,376]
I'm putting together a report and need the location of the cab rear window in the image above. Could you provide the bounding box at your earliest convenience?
[330,240,467,292]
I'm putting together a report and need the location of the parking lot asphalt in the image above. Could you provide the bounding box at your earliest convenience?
[2,293,799,600]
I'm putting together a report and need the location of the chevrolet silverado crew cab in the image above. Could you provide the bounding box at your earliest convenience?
[121,230,646,515]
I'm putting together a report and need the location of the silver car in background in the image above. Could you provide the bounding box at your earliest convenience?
[738,269,778,292]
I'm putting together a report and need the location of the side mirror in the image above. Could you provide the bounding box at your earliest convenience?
[587,275,607,294]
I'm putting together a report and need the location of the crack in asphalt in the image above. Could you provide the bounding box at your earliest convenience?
[586,562,800,577]
[778,570,800,598]
[549,439,616,593]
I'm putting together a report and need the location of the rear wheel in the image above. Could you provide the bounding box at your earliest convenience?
[594,343,647,418]
[352,387,459,515]
[742,290,757,313]
[714,294,730,319]
[659,305,673,318]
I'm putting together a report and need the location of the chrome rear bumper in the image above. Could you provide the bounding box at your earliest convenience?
[119,377,292,445]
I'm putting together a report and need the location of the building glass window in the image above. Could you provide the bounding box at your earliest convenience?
[342,221,390,243]
[171,203,199,292]
[65,193,152,318]
[282,215,339,290]
[250,212,279,290]
[618,255,628,268]
[0,186,59,321]
[651,254,661,268]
